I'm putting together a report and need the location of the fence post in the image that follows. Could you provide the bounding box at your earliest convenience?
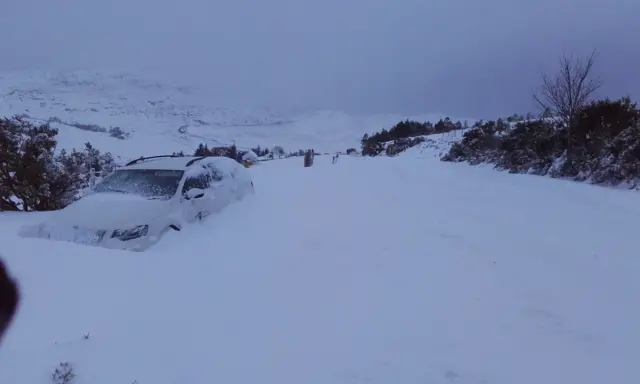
[304,150,313,167]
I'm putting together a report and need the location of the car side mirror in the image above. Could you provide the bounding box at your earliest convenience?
[185,188,205,200]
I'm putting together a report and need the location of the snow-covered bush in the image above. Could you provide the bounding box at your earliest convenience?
[0,117,115,211]
[442,97,640,187]
[385,137,426,157]
[60,142,117,199]
[361,118,465,157]
[51,362,75,384]
[108,126,129,139]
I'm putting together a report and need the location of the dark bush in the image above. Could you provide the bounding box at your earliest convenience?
[0,117,114,211]
[496,119,563,174]
[442,119,510,165]
[361,118,465,157]
[108,126,129,140]
[568,97,640,178]
[385,137,426,157]
[251,145,270,157]
[441,97,640,187]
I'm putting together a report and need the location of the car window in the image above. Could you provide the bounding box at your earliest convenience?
[229,163,239,179]
[93,169,184,200]
[204,163,224,181]
[181,172,211,194]
[220,161,237,179]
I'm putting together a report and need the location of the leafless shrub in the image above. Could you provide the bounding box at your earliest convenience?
[52,362,75,384]
[532,50,603,165]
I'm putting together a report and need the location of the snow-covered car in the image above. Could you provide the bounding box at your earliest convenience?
[18,155,255,251]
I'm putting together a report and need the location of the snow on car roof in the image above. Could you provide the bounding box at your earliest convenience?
[123,157,197,170]
[123,156,239,172]
[183,156,240,178]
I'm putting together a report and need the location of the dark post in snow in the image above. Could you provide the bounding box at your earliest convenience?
[304,150,314,167]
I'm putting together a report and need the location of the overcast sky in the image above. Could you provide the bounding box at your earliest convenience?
[1,0,639,118]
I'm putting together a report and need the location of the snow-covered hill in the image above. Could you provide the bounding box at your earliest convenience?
[0,70,471,159]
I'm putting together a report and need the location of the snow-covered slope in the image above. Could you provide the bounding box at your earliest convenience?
[0,153,638,384]
[0,70,470,159]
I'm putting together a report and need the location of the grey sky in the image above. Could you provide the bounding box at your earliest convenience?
[1,0,639,119]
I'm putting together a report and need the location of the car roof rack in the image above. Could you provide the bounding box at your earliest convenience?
[185,156,207,166]
[125,154,187,166]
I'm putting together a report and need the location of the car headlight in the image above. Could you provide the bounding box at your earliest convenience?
[111,225,149,241]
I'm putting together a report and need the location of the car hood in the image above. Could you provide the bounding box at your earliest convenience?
[50,192,172,230]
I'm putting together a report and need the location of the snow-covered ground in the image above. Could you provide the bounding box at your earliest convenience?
[0,70,472,157]
[0,147,638,384]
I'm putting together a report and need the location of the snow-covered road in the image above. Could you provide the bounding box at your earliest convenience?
[0,152,638,384]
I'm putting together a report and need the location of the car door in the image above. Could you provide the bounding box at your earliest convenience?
[203,162,234,210]
[228,161,253,197]
[180,169,212,221]
[225,159,251,197]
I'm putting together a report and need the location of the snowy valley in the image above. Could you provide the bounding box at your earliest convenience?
[0,70,467,159]
[0,70,638,384]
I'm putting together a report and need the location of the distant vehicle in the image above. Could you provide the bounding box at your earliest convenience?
[241,150,258,167]
[18,155,255,251]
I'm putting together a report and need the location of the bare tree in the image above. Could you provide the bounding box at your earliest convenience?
[272,145,285,158]
[532,49,603,165]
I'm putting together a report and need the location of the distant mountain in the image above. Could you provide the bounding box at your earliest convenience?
[0,69,472,160]
[0,70,290,126]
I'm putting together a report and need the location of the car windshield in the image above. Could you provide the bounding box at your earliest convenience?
[93,169,185,200]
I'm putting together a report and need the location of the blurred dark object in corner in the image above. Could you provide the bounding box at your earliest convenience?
[0,258,18,346]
